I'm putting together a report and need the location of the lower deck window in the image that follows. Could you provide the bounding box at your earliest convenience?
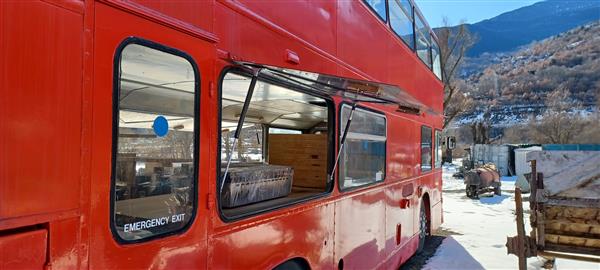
[219,71,331,218]
[112,41,197,242]
[340,106,386,190]
[421,126,432,172]
[435,130,442,168]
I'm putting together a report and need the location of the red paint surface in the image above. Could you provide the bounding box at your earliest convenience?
[0,0,83,220]
[0,229,47,269]
[0,0,443,269]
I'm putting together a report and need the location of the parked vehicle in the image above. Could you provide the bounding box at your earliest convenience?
[464,164,501,199]
[0,0,443,269]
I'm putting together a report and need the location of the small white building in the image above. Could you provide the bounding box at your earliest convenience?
[514,146,542,192]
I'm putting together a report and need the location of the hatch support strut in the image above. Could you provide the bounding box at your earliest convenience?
[328,103,357,184]
[220,68,261,194]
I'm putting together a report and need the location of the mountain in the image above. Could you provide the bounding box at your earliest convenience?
[461,0,600,57]
[456,21,600,127]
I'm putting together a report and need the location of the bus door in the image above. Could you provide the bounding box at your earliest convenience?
[88,2,215,268]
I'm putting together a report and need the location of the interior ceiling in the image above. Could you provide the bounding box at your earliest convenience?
[221,73,328,130]
[118,44,196,132]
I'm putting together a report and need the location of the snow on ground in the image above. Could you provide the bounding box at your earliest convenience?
[422,162,599,270]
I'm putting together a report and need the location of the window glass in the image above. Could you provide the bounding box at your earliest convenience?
[415,14,428,36]
[399,0,412,15]
[221,123,264,163]
[432,38,442,79]
[340,106,386,189]
[435,130,442,168]
[415,15,432,68]
[219,71,331,214]
[113,42,197,241]
[416,32,432,68]
[389,0,414,49]
[421,126,432,172]
[364,0,388,22]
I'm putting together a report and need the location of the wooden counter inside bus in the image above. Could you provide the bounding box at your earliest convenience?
[268,134,328,190]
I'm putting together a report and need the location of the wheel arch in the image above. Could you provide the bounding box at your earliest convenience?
[272,257,311,270]
[421,192,432,234]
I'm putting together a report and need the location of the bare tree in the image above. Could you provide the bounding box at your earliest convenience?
[223,129,232,159]
[503,125,530,144]
[437,18,476,128]
[470,115,491,144]
[528,88,585,144]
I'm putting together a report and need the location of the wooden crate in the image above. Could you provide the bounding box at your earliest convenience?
[268,134,328,189]
[544,204,600,250]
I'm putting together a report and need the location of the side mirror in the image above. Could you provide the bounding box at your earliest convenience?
[446,136,456,150]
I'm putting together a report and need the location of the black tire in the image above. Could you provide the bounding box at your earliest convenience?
[494,186,501,196]
[466,185,479,199]
[416,203,429,254]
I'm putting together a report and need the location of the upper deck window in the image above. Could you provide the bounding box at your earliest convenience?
[340,106,386,190]
[389,0,414,49]
[364,0,388,22]
[421,126,432,172]
[399,0,412,15]
[112,39,198,242]
[415,14,432,68]
[432,38,442,80]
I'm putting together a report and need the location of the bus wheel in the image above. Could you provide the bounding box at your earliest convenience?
[417,203,429,253]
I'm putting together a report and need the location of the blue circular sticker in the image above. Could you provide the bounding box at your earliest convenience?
[153,116,169,137]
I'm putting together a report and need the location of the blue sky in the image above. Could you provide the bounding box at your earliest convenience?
[415,0,543,27]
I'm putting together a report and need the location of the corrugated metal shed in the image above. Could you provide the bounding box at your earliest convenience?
[471,144,510,176]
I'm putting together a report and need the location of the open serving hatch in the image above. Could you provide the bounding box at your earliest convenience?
[218,61,429,217]
[232,61,427,114]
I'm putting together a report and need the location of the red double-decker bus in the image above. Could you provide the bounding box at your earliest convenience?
[1,0,444,269]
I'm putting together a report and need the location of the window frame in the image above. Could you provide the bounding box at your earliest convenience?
[362,0,389,23]
[109,37,201,244]
[338,103,387,192]
[431,35,443,81]
[414,13,433,69]
[365,0,442,79]
[388,0,415,51]
[216,67,336,222]
[435,129,443,169]
[415,37,432,69]
[420,125,433,173]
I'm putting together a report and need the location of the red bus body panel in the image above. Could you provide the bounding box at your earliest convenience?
[0,0,443,269]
